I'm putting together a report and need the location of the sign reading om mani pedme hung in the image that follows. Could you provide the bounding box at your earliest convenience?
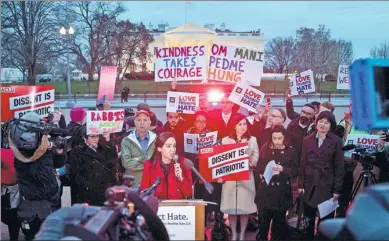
[199,143,250,182]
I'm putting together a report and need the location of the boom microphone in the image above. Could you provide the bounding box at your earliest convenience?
[183,158,214,194]
[342,144,356,151]
[140,177,161,196]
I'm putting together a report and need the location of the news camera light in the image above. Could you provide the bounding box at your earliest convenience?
[350,58,389,131]
[207,90,224,103]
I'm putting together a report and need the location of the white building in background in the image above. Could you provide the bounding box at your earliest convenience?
[128,23,274,78]
[1,68,24,83]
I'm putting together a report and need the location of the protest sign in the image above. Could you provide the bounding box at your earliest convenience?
[1,85,55,122]
[208,43,264,86]
[290,70,315,96]
[166,91,199,114]
[345,134,380,152]
[97,66,117,103]
[229,81,265,112]
[86,109,125,135]
[157,206,195,240]
[199,143,250,182]
[184,131,218,154]
[337,65,350,90]
[155,46,207,82]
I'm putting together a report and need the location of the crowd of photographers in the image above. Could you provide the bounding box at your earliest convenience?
[1,85,389,241]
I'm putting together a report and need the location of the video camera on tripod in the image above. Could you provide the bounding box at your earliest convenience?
[343,144,378,202]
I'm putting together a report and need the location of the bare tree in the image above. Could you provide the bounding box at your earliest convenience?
[291,25,348,82]
[264,37,296,74]
[66,2,125,81]
[1,1,64,85]
[370,42,389,59]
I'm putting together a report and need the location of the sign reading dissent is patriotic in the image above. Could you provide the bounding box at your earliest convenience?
[208,43,264,86]
[1,85,55,122]
[199,143,250,182]
[155,46,207,82]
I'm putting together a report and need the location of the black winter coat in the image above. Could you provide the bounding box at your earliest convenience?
[255,144,298,211]
[14,151,59,201]
[299,131,344,207]
[69,142,117,206]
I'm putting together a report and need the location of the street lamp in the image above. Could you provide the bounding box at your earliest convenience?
[60,26,75,108]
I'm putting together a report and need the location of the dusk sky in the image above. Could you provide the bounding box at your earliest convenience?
[123,1,389,59]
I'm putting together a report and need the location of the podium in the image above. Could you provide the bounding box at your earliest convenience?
[129,199,212,240]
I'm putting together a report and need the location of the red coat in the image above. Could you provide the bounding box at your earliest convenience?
[1,148,17,185]
[140,156,193,200]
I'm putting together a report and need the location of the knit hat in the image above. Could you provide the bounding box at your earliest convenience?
[275,108,287,122]
[70,107,86,122]
[137,103,151,111]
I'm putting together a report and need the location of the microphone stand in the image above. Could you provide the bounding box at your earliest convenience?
[192,177,199,199]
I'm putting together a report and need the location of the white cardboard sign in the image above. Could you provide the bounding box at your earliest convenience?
[166,91,199,114]
[229,81,265,112]
[157,206,196,240]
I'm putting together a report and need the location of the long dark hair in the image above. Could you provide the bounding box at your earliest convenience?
[269,124,290,147]
[151,131,176,163]
[229,113,251,141]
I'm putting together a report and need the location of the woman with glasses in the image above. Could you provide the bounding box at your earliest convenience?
[299,111,344,239]
[185,111,216,220]
[256,125,298,240]
[220,113,259,240]
[69,126,117,205]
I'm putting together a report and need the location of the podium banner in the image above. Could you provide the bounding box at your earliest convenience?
[157,206,195,240]
[199,143,250,182]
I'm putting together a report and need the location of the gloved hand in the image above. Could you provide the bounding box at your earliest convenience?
[34,204,101,240]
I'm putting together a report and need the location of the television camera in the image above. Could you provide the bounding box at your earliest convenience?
[1,115,72,152]
[343,144,378,202]
[35,175,169,241]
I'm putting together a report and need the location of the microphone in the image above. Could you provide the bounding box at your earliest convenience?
[342,144,356,151]
[183,158,214,194]
[173,154,179,164]
[140,177,161,196]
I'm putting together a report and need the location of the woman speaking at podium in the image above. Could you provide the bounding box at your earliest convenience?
[140,131,193,199]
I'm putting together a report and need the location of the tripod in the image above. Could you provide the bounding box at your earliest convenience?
[349,165,378,203]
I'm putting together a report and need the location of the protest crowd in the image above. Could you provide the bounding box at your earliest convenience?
[1,79,389,241]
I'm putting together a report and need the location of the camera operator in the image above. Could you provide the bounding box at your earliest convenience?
[7,112,60,240]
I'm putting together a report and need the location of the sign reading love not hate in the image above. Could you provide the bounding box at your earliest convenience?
[86,109,125,135]
[199,143,250,182]
[229,81,265,113]
[290,70,315,96]
[166,91,199,114]
[155,46,207,82]
[208,43,264,86]
[184,131,218,154]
